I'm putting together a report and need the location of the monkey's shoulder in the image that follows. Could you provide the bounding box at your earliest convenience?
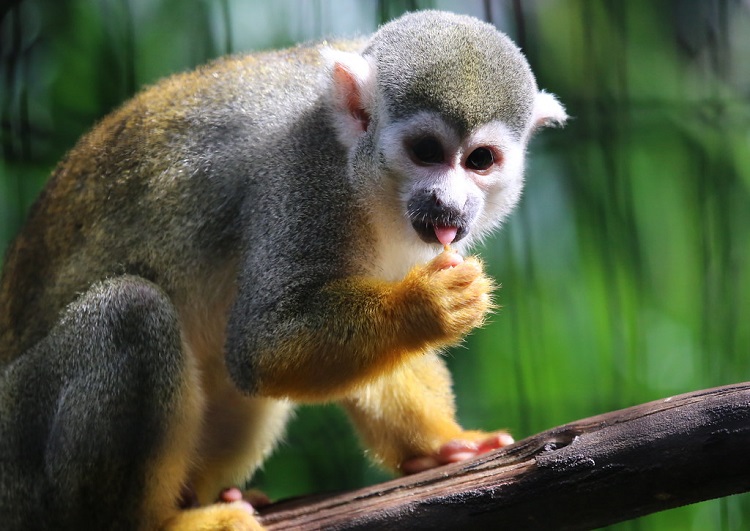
[135,36,367,107]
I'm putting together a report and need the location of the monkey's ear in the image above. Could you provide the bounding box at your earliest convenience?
[322,48,376,149]
[531,90,567,130]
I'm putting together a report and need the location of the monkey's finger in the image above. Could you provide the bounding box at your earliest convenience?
[218,487,271,509]
[437,439,479,462]
[400,455,441,475]
[427,249,464,272]
[437,262,491,296]
[218,487,244,503]
[477,432,514,454]
[436,431,514,463]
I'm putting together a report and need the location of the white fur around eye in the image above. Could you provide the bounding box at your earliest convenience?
[379,112,460,170]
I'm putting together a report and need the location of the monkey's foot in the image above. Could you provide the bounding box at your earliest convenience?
[400,431,514,475]
[164,501,262,530]
[175,484,269,528]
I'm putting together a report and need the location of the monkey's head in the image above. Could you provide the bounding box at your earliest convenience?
[325,10,566,255]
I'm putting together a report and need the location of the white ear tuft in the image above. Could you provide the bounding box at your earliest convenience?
[322,48,376,149]
[532,91,568,130]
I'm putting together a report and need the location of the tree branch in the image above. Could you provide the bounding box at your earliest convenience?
[257,382,750,530]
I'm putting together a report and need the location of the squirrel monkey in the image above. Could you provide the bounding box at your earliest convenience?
[0,10,565,530]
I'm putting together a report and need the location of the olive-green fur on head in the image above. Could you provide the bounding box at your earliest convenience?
[365,10,537,136]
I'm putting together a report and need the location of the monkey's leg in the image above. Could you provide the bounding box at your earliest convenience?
[341,351,512,474]
[0,276,262,530]
[187,393,293,505]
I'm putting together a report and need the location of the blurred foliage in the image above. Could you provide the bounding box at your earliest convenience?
[1,0,749,529]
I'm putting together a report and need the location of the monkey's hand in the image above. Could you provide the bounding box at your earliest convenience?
[398,248,494,347]
[400,430,515,474]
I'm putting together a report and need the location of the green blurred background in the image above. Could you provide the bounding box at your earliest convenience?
[1,0,749,529]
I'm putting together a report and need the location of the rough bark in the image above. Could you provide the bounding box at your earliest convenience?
[257,382,750,530]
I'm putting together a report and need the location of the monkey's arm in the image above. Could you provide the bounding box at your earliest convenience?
[342,352,511,472]
[226,251,491,402]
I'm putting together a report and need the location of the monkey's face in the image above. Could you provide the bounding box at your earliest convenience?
[378,111,527,251]
[323,18,566,262]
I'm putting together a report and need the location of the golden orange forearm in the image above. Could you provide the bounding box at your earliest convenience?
[255,256,492,401]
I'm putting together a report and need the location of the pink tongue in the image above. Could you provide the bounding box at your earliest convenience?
[434,225,458,246]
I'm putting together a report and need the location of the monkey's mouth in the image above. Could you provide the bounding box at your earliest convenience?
[411,221,468,246]
[407,191,472,246]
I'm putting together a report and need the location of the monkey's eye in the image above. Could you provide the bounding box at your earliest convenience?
[409,136,444,165]
[465,147,495,171]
